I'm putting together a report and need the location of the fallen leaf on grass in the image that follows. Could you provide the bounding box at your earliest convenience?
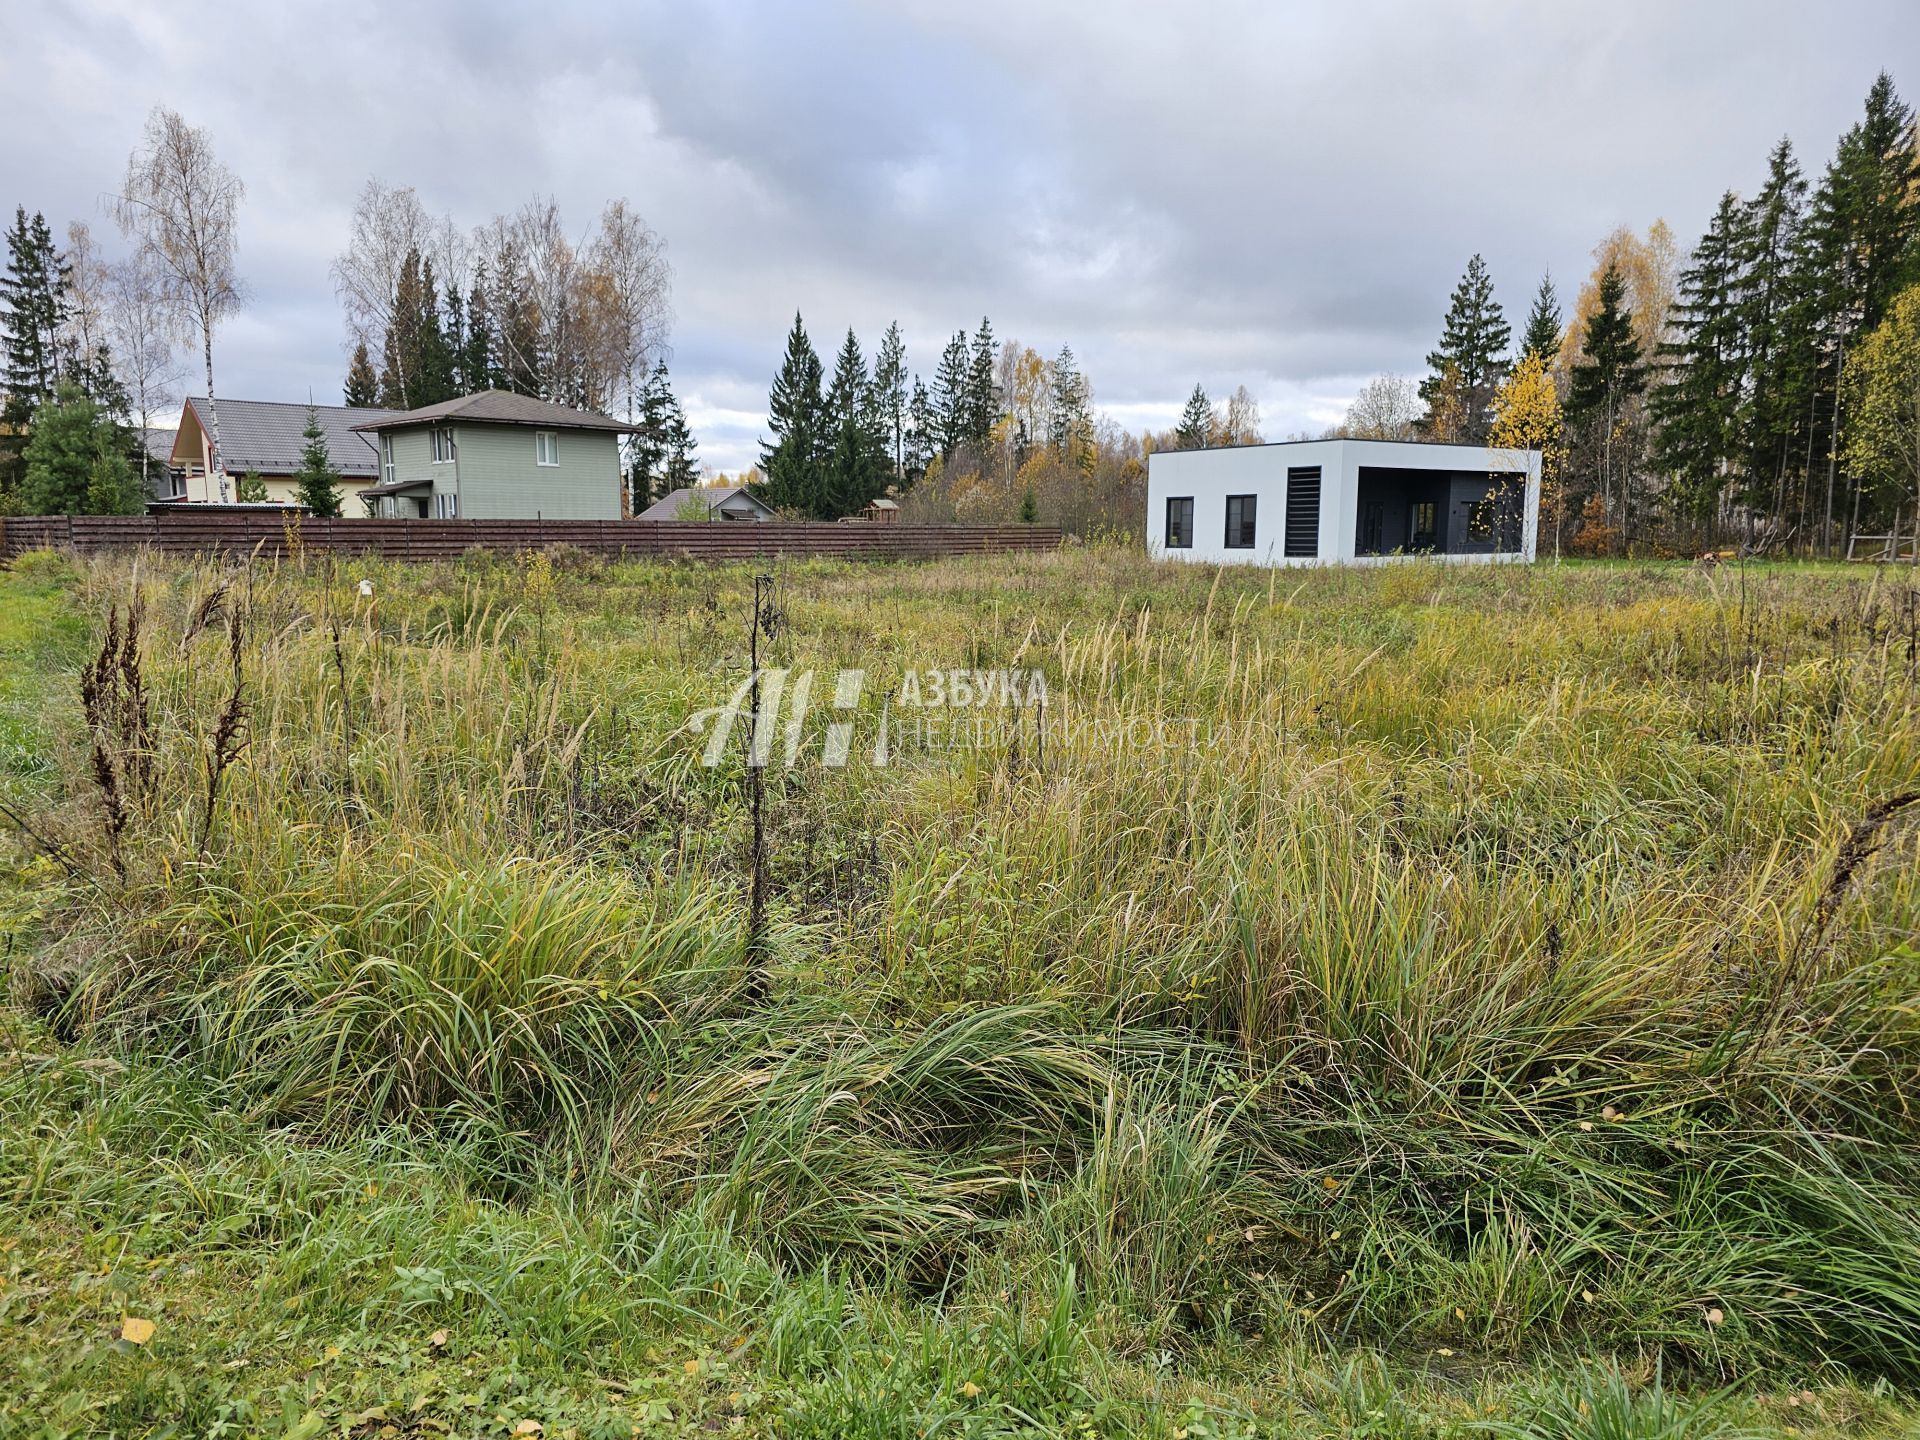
[120,1316,155,1345]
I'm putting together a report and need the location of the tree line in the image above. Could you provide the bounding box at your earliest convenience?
[754,314,1265,529]
[330,182,689,513]
[1363,70,1920,556]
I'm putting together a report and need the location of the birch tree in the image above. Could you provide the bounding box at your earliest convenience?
[330,180,464,408]
[113,107,244,497]
[587,199,672,422]
[107,247,181,494]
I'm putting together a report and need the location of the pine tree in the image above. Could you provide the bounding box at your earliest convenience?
[1521,273,1563,365]
[759,312,826,516]
[963,317,998,449]
[1565,263,1645,537]
[344,342,379,407]
[872,320,908,479]
[824,328,884,517]
[905,375,934,483]
[294,405,342,517]
[1174,383,1214,450]
[1420,254,1511,441]
[1652,192,1751,534]
[234,468,267,503]
[931,331,970,457]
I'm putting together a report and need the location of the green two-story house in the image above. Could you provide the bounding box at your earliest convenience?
[349,391,634,519]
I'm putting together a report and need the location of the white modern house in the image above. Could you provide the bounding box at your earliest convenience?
[1146,438,1541,566]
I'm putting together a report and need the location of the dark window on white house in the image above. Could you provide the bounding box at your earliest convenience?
[1165,496,1194,548]
[1224,494,1257,549]
[1411,501,1437,548]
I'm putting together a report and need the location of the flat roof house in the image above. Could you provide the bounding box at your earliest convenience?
[1147,438,1542,566]
[350,391,635,519]
[171,397,399,507]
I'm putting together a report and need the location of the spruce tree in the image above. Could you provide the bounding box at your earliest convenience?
[1520,273,1563,365]
[905,375,934,483]
[1794,73,1920,549]
[1653,193,1751,532]
[1739,137,1809,525]
[379,248,426,408]
[21,382,129,514]
[1420,254,1511,441]
[872,320,908,479]
[759,312,825,515]
[463,268,496,393]
[1050,345,1093,463]
[1565,263,1645,533]
[1175,383,1214,450]
[415,259,455,406]
[824,328,884,517]
[344,342,379,407]
[628,361,671,507]
[294,405,342,517]
[2,207,68,415]
[661,377,700,492]
[963,317,998,449]
[440,281,467,398]
[931,331,970,457]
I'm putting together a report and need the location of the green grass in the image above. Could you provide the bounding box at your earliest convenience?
[1,544,1917,1436]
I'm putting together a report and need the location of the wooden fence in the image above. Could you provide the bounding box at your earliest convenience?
[0,513,1064,565]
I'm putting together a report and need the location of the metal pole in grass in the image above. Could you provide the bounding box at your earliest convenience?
[745,572,779,1001]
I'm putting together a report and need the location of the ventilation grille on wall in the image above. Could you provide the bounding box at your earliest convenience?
[1284,467,1322,557]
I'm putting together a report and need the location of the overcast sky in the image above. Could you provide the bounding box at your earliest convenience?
[4,0,1916,471]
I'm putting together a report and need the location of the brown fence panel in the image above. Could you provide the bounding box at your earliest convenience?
[2,513,1065,564]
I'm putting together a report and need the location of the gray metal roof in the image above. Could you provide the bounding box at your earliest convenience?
[183,397,397,477]
[139,427,177,464]
[350,389,635,434]
[635,485,772,521]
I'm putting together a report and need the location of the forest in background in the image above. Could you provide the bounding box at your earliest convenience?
[5,74,1920,552]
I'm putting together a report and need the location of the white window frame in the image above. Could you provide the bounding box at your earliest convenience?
[535,431,559,467]
[434,491,460,519]
[381,435,395,485]
[430,427,457,464]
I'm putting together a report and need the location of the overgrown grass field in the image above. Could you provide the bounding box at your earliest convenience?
[1,543,1917,1438]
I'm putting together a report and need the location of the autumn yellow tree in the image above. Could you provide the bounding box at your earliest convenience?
[1841,284,1920,559]
[1488,352,1566,559]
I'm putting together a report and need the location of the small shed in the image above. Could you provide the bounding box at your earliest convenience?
[862,498,900,524]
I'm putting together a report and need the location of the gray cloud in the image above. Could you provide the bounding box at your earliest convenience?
[4,0,1915,469]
